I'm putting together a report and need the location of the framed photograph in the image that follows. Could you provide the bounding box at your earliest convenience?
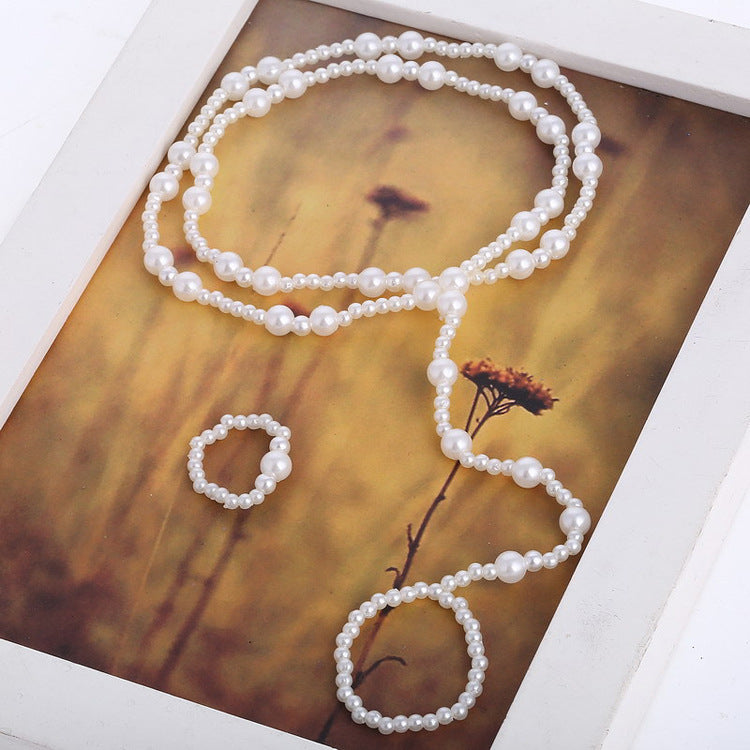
[1,1,748,749]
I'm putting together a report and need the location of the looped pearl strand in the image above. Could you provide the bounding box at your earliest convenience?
[141,31,601,337]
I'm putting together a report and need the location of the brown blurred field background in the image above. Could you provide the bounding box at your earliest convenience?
[1,0,749,747]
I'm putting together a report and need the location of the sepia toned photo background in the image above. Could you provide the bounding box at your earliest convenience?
[1,0,749,748]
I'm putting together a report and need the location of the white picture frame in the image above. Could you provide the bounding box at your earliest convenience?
[1,1,748,748]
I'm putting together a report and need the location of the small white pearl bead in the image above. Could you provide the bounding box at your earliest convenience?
[190,152,219,177]
[508,90,537,120]
[256,55,283,84]
[213,251,242,281]
[495,550,527,583]
[573,152,603,180]
[511,456,543,487]
[413,279,441,310]
[531,58,560,88]
[510,211,541,241]
[182,186,211,214]
[243,88,272,116]
[354,32,382,60]
[436,290,467,318]
[278,68,308,99]
[493,42,522,71]
[525,550,544,572]
[310,305,339,336]
[506,249,535,280]
[572,121,602,148]
[540,229,570,259]
[534,188,565,218]
[149,172,179,200]
[264,305,295,336]
[375,54,404,83]
[559,506,592,535]
[252,265,281,296]
[357,267,387,297]
[427,358,458,386]
[167,140,195,167]
[441,428,472,459]
[536,114,566,145]
[143,245,174,275]
[397,30,424,59]
[417,60,446,90]
[172,271,202,301]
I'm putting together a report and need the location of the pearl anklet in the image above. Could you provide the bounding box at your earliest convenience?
[153,29,601,735]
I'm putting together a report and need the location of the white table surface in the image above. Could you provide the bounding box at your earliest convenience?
[1,1,749,748]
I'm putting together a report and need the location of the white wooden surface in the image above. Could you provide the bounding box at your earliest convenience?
[1,1,749,748]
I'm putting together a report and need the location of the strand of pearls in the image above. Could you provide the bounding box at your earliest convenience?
[152,30,602,735]
[187,413,292,509]
[141,31,601,337]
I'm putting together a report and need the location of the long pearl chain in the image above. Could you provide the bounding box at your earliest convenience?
[148,30,600,735]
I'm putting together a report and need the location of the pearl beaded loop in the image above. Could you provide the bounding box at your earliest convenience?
[336,586,487,733]
[187,414,292,510]
[142,31,601,341]
[152,30,602,735]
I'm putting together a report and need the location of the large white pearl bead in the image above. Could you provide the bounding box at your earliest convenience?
[221,71,249,100]
[536,114,566,145]
[439,267,469,293]
[511,456,543,488]
[413,279,440,310]
[534,189,565,218]
[530,58,560,88]
[213,251,242,281]
[252,265,281,296]
[376,54,404,84]
[256,55,283,84]
[149,171,179,200]
[495,551,527,583]
[278,69,308,99]
[572,121,601,148]
[402,267,431,292]
[358,267,387,297]
[493,42,522,71]
[167,140,195,168]
[540,229,570,259]
[560,507,591,535]
[260,450,292,481]
[440,428,472,460]
[573,152,603,180]
[397,30,424,59]
[354,32,382,60]
[510,211,541,241]
[417,60,445,90]
[265,304,295,336]
[310,305,339,336]
[172,271,203,302]
[436,290,467,318]
[427,359,458,386]
[243,88,272,117]
[190,152,219,177]
[508,91,537,120]
[182,186,211,214]
[506,249,535,279]
[143,245,174,275]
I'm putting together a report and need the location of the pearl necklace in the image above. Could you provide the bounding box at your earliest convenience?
[145,30,600,736]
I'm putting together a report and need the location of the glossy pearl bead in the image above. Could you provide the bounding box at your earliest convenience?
[560,506,592,535]
[310,305,339,336]
[440,429,472,459]
[495,550,527,583]
[376,54,404,83]
[511,456,543,488]
[264,304,295,335]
